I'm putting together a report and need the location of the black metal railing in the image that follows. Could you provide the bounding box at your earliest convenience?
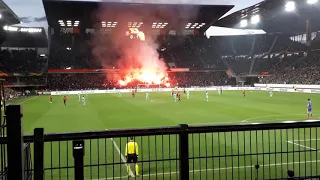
[4,105,320,180]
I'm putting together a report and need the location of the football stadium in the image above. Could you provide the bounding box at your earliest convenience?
[1,0,320,179]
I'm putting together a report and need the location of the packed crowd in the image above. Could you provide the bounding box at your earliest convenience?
[0,49,46,73]
[266,50,320,84]
[1,32,320,90]
[4,88,20,101]
[47,71,233,91]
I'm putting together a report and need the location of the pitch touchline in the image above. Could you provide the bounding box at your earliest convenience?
[106,129,135,177]
[94,159,320,180]
[241,113,320,122]
[189,114,320,126]
[7,96,39,106]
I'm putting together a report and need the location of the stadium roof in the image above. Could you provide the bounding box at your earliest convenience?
[215,0,320,34]
[42,0,233,34]
[0,0,20,26]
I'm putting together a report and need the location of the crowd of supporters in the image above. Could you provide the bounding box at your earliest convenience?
[266,50,320,84]
[47,71,233,91]
[4,88,20,101]
[1,32,320,90]
[0,49,47,73]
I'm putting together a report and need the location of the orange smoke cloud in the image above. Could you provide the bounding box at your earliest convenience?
[91,4,170,87]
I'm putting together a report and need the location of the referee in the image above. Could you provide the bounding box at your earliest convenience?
[125,137,139,177]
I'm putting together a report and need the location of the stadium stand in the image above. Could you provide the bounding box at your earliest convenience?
[2,0,320,179]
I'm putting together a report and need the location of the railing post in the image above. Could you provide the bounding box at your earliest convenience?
[179,124,189,180]
[73,140,85,180]
[34,128,44,180]
[6,105,25,180]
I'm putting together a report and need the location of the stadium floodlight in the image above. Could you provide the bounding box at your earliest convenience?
[240,19,248,28]
[251,15,260,24]
[307,0,318,4]
[0,14,2,19]
[152,22,168,29]
[285,1,295,12]
[3,25,18,31]
[186,23,205,29]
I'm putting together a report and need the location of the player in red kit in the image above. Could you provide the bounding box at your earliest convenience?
[177,92,181,102]
[132,90,135,97]
[50,95,53,103]
[63,96,67,106]
[171,90,174,96]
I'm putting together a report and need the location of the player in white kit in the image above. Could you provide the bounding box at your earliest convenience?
[269,90,273,98]
[82,96,86,107]
[78,93,81,101]
[205,91,209,102]
[146,92,149,100]
[217,88,221,95]
[173,93,177,102]
[186,90,190,99]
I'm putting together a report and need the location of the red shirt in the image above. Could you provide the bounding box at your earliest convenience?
[177,93,181,97]
[132,90,135,94]
[50,95,52,99]
[63,97,67,101]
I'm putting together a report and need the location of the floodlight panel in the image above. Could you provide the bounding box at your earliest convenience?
[285,1,295,12]
[307,0,318,4]
[251,15,260,24]
[240,19,248,28]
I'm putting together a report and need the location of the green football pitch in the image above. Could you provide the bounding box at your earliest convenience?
[10,91,320,179]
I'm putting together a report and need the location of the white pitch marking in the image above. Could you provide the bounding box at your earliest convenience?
[240,113,320,123]
[95,159,320,180]
[292,138,320,142]
[7,96,39,105]
[287,141,317,150]
[106,129,134,177]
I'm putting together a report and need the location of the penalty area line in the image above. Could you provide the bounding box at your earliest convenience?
[106,129,135,177]
[95,159,320,180]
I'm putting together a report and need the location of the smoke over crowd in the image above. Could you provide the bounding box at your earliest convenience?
[91,5,168,86]
[91,2,200,87]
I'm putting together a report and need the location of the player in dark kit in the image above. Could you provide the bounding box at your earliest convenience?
[177,92,181,102]
[132,90,135,97]
[63,96,67,106]
[184,88,186,94]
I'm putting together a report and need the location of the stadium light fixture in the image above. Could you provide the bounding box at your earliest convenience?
[307,0,318,4]
[0,14,2,19]
[240,19,248,28]
[152,22,168,29]
[102,21,117,28]
[128,22,143,28]
[185,23,205,29]
[285,1,295,12]
[251,15,260,24]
